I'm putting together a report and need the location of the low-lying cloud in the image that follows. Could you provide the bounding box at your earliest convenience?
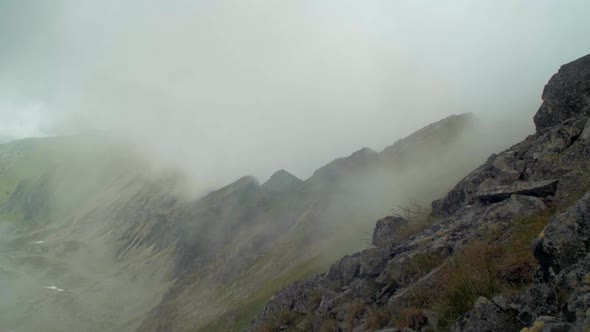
[1,0,589,188]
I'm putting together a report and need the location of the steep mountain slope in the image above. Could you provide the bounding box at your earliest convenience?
[137,113,490,332]
[0,112,501,332]
[250,54,590,331]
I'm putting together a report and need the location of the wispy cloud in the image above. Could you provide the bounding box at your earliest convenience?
[0,0,589,186]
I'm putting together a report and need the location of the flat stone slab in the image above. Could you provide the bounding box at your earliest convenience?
[476,179,558,203]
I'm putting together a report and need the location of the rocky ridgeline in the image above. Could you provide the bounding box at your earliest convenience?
[250,54,590,332]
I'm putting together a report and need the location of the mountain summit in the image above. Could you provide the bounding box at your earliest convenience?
[261,169,303,193]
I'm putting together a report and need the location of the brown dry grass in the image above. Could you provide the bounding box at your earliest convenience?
[257,308,299,332]
[308,288,324,310]
[393,307,428,330]
[365,306,391,331]
[344,299,367,331]
[319,319,339,332]
[391,201,434,242]
[432,211,552,329]
[403,251,444,281]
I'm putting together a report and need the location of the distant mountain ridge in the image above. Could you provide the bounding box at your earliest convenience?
[0,110,503,332]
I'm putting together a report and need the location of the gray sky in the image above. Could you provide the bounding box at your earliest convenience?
[1,0,589,186]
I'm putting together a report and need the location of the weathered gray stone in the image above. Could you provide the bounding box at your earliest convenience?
[359,247,391,277]
[541,322,575,332]
[534,192,590,277]
[534,54,590,131]
[515,283,558,326]
[372,215,410,248]
[476,179,558,203]
[580,119,590,141]
[248,279,320,331]
[325,254,361,285]
[452,297,520,332]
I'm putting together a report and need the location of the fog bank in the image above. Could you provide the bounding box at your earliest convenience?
[1,1,589,189]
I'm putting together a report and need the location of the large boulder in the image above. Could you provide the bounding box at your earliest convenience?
[513,192,590,330]
[326,254,361,285]
[534,54,590,131]
[372,215,410,248]
[534,192,590,278]
[452,297,520,332]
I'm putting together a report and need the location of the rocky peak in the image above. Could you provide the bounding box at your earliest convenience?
[534,54,590,131]
[309,113,475,186]
[381,113,475,158]
[203,175,260,201]
[309,147,379,185]
[260,169,302,193]
[371,215,409,248]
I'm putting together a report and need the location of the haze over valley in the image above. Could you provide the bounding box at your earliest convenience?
[1,1,590,332]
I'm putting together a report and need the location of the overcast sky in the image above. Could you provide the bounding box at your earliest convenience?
[1,1,589,185]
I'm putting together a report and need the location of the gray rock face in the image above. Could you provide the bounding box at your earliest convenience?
[432,116,590,218]
[534,54,590,131]
[535,192,590,278]
[326,254,362,285]
[452,297,520,332]
[249,279,322,331]
[260,169,303,193]
[249,192,548,331]
[372,215,410,248]
[476,179,558,203]
[457,193,590,332]
[250,53,590,332]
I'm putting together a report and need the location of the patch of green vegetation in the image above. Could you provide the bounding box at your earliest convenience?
[0,140,56,208]
[201,254,328,332]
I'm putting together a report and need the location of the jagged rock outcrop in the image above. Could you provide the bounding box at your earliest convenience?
[432,115,590,219]
[372,216,409,248]
[250,53,590,332]
[534,54,590,131]
[250,193,548,331]
[476,179,558,203]
[453,297,520,332]
[535,192,590,279]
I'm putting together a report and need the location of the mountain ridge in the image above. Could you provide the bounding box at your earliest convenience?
[249,53,590,331]
[0,110,493,332]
